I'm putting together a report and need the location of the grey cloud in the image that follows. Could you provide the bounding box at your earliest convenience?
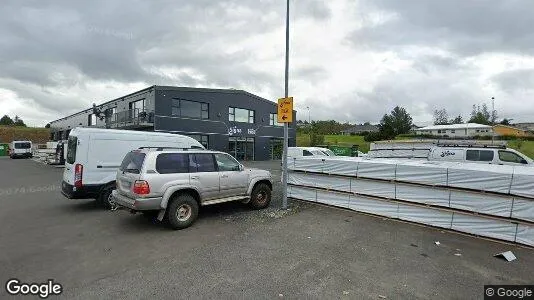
[491,68,534,93]
[349,0,534,56]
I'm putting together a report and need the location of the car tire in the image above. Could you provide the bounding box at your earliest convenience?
[249,183,271,210]
[98,186,116,210]
[166,194,198,230]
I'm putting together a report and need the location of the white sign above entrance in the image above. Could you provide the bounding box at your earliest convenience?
[228,126,257,136]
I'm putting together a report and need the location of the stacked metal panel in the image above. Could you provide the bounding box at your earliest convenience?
[287,157,534,247]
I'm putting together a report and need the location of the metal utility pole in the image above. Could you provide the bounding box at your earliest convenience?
[282,0,290,210]
[491,96,495,144]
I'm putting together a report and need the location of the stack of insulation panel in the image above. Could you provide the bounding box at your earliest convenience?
[288,157,534,247]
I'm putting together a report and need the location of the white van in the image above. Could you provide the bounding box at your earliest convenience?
[287,147,328,159]
[61,128,204,208]
[9,140,33,159]
[429,146,533,166]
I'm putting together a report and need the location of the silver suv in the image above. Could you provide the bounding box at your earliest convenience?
[111,148,273,229]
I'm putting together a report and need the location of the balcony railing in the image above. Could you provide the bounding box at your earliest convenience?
[108,109,154,129]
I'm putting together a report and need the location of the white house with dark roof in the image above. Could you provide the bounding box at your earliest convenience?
[414,123,493,138]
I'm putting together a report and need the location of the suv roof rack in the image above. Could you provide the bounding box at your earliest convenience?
[138,146,205,151]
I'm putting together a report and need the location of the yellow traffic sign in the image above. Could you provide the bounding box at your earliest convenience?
[277,97,293,123]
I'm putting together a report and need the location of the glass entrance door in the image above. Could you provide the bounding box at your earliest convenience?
[229,137,254,161]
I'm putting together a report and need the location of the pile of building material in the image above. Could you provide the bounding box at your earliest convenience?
[287,156,534,247]
[32,142,60,164]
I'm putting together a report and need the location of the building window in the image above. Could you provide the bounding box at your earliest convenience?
[186,134,209,149]
[437,130,442,134]
[269,113,283,126]
[229,107,254,123]
[451,130,455,133]
[130,99,145,118]
[106,107,117,123]
[171,99,209,119]
[88,114,97,126]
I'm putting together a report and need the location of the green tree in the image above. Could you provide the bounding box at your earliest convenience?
[13,115,26,127]
[0,115,14,125]
[378,106,413,139]
[433,108,449,125]
[469,104,491,125]
[450,115,463,124]
[500,118,511,125]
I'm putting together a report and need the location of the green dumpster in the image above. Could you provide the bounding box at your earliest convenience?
[328,145,353,156]
[0,143,8,156]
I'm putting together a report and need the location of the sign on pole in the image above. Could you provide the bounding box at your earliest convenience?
[277,97,293,123]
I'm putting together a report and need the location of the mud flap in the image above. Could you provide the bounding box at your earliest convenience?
[157,209,166,221]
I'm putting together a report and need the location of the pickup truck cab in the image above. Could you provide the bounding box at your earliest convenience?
[429,146,533,166]
[112,148,273,229]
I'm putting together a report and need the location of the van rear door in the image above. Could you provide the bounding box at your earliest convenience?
[63,135,78,186]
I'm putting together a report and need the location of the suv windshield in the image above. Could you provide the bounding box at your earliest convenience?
[66,136,77,164]
[14,142,31,149]
[120,151,146,174]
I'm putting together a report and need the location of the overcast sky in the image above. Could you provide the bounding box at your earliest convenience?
[2,0,534,127]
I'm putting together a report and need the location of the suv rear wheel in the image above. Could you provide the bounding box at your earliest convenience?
[166,194,199,230]
[249,183,271,209]
[98,185,116,210]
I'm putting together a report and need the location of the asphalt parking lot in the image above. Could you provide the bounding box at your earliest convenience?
[0,157,533,299]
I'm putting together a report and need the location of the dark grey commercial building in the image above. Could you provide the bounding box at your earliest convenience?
[49,86,296,161]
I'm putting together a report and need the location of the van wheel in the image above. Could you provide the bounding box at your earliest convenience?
[166,194,198,230]
[99,186,116,210]
[249,183,271,209]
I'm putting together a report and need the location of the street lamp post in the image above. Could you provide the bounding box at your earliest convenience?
[491,97,495,144]
[281,0,290,210]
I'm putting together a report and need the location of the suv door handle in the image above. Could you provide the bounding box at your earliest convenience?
[191,176,200,180]
[221,174,229,178]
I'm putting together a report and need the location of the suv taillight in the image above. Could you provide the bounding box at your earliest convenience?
[133,180,150,195]
[74,164,83,188]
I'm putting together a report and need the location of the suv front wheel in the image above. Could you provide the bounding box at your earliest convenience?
[167,194,199,230]
[249,183,272,209]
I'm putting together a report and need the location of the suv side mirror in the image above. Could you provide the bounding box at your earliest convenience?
[239,164,245,171]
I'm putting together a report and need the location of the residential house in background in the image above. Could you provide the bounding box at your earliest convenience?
[414,123,493,138]
[514,122,534,132]
[410,124,421,133]
[340,124,379,135]
[493,124,531,137]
